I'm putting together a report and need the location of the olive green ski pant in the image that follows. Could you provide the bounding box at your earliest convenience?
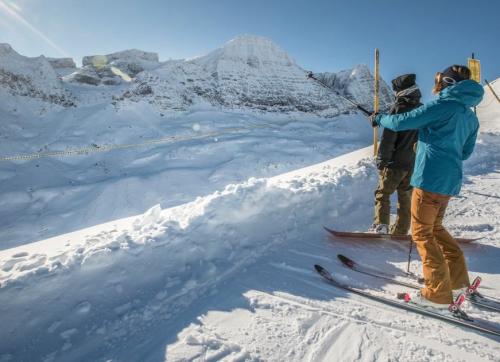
[373,167,412,235]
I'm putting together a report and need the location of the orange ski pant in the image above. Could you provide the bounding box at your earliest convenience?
[411,188,470,304]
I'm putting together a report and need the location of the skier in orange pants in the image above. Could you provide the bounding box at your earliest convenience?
[411,188,470,304]
[372,65,484,308]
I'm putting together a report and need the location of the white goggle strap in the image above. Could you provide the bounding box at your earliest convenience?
[442,76,457,85]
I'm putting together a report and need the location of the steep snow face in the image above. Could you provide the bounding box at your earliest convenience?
[317,65,392,110]
[136,35,368,116]
[0,44,74,107]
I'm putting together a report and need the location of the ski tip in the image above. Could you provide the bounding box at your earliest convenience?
[337,254,355,268]
[323,225,338,234]
[314,264,334,281]
[314,264,324,273]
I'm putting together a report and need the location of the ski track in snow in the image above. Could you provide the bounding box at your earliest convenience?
[1,130,500,360]
[0,74,499,360]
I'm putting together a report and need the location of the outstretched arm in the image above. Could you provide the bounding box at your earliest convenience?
[376,101,451,131]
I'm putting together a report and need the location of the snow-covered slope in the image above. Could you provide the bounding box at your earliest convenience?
[317,64,393,110]
[0,44,75,108]
[0,80,499,361]
[0,109,372,249]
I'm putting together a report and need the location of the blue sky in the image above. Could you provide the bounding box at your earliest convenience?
[1,0,499,99]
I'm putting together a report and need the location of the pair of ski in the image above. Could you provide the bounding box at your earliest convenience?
[314,259,500,337]
[336,254,500,313]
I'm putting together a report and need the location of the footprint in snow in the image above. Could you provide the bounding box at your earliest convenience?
[75,301,92,315]
[48,320,62,333]
[18,257,47,272]
[2,255,30,272]
[12,252,29,258]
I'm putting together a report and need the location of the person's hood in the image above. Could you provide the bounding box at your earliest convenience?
[440,79,484,108]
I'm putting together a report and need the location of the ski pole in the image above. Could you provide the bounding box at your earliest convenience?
[407,238,413,274]
[307,72,373,116]
[485,79,500,103]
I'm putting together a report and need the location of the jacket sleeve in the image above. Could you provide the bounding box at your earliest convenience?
[462,123,479,160]
[376,101,450,131]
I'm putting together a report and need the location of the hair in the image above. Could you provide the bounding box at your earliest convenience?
[433,65,471,94]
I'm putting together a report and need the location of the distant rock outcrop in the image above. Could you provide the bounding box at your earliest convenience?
[63,49,162,86]
[47,57,76,69]
[47,57,77,77]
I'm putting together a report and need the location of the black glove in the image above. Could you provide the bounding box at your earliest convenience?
[369,112,379,127]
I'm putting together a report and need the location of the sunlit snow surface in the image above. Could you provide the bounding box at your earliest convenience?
[0,39,499,360]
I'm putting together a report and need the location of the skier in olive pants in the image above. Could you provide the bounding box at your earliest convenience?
[371,74,421,235]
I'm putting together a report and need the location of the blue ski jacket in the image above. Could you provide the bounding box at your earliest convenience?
[375,79,484,196]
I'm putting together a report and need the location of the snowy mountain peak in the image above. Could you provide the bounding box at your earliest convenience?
[222,34,294,65]
[0,37,392,115]
[349,64,371,77]
[0,42,56,77]
[192,34,295,70]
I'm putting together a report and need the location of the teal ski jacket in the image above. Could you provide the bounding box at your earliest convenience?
[375,79,484,196]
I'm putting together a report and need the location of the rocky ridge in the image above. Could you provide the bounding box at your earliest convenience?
[0,36,392,116]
